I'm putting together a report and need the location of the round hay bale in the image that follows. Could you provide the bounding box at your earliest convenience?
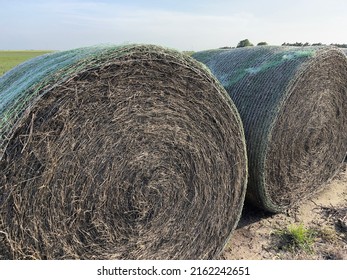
[0,45,247,259]
[193,46,347,213]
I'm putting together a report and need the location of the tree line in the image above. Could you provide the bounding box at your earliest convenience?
[221,39,347,49]
[282,42,347,48]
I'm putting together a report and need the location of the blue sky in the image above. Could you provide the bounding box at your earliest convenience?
[1,0,347,50]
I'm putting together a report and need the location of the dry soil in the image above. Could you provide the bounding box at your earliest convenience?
[222,163,347,260]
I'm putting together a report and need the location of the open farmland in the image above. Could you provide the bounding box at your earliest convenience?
[0,50,52,76]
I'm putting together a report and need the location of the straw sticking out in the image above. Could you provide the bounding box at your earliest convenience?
[0,45,247,259]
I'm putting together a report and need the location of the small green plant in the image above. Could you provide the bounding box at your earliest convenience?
[276,223,315,253]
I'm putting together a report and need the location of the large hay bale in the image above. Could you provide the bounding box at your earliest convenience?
[193,46,347,213]
[0,45,247,259]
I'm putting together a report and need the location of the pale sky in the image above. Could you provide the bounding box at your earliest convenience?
[1,0,347,51]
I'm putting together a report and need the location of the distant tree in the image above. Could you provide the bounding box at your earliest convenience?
[237,39,254,48]
[282,42,306,47]
[330,43,347,48]
[303,42,310,46]
[219,46,232,49]
[257,42,268,46]
[312,43,324,46]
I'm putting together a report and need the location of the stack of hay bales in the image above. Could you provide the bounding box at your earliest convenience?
[2,43,347,260]
[0,45,248,259]
[193,46,347,212]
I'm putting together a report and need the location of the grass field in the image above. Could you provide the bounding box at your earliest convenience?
[0,51,52,76]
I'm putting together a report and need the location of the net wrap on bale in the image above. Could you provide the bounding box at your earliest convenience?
[0,45,248,259]
[193,46,347,213]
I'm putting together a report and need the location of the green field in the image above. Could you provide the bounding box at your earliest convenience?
[0,51,52,76]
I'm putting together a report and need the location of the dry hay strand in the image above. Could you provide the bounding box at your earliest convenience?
[342,49,347,162]
[193,46,347,213]
[320,206,347,233]
[0,45,247,259]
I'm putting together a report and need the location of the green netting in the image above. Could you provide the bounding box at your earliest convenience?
[193,46,347,212]
[0,45,138,159]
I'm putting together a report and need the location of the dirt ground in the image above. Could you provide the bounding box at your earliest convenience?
[221,163,347,260]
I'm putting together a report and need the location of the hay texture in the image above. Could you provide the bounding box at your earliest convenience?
[193,46,347,213]
[0,45,247,259]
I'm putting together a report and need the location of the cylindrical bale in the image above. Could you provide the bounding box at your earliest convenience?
[0,45,247,259]
[193,46,347,213]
